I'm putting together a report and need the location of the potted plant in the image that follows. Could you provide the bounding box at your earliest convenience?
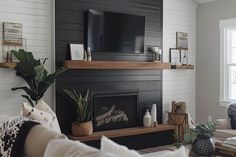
[11,49,65,107]
[176,122,216,156]
[64,89,93,136]
[191,122,216,156]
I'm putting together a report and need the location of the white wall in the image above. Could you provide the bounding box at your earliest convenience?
[163,0,197,121]
[196,0,236,123]
[0,0,53,116]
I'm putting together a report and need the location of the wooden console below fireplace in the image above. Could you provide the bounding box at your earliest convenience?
[69,125,175,149]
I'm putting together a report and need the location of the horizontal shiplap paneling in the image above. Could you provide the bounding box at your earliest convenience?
[162,0,197,122]
[0,0,52,116]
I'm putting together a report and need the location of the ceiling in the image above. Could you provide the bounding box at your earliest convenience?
[194,0,217,4]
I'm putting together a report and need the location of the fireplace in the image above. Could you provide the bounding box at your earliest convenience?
[93,91,138,131]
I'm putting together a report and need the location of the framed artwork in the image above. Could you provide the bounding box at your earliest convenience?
[69,44,84,60]
[169,48,181,65]
[180,49,188,65]
[3,22,22,45]
[176,32,188,49]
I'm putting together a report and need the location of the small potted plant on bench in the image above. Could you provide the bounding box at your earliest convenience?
[64,89,93,136]
[176,122,216,156]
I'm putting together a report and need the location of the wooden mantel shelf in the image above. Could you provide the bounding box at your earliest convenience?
[0,62,17,68]
[69,125,175,142]
[64,60,171,70]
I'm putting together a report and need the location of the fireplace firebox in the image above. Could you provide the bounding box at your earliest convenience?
[93,91,138,131]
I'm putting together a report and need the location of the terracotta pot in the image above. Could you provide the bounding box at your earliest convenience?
[72,121,93,137]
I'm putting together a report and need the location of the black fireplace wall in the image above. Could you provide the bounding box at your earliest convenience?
[57,70,162,134]
[55,0,163,134]
[55,0,163,66]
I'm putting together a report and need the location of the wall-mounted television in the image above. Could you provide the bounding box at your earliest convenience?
[86,9,145,54]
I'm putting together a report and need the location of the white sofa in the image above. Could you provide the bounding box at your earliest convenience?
[215,118,236,139]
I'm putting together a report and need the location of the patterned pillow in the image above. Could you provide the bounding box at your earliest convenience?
[21,101,61,133]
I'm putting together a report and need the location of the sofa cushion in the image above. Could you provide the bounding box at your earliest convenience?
[24,125,67,157]
[21,101,61,133]
[214,129,236,139]
[101,136,142,157]
[142,147,188,157]
[44,139,118,157]
[216,119,231,129]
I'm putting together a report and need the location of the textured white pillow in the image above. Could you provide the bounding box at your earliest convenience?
[143,146,189,157]
[101,136,143,157]
[44,139,119,157]
[21,101,61,133]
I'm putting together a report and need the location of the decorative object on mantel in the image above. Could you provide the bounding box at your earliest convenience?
[176,32,188,49]
[11,49,66,107]
[3,22,22,45]
[143,109,152,128]
[69,44,84,60]
[86,47,92,61]
[180,49,188,65]
[1,22,27,64]
[169,48,181,65]
[149,47,162,62]
[151,104,157,126]
[64,89,93,137]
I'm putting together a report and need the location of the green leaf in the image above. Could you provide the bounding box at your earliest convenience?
[11,49,66,106]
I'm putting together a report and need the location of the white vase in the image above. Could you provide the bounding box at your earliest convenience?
[143,109,152,127]
[151,104,157,125]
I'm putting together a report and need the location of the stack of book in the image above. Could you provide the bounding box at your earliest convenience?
[222,137,236,149]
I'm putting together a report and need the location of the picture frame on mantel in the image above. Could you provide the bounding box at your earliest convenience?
[169,48,181,65]
[69,44,84,60]
[3,22,23,45]
[176,32,188,49]
[180,49,188,65]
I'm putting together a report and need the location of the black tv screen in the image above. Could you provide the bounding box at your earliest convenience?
[86,9,145,54]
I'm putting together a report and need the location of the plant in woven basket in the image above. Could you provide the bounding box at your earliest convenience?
[64,89,93,137]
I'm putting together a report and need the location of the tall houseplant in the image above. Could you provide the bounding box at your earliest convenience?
[64,89,93,136]
[11,49,65,107]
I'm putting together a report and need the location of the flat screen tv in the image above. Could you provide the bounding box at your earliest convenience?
[86,9,145,54]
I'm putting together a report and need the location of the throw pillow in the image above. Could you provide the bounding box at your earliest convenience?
[227,103,236,129]
[44,139,119,157]
[229,114,236,129]
[101,136,143,157]
[21,101,61,133]
[143,146,188,157]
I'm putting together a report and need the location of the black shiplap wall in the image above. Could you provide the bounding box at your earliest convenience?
[56,0,163,134]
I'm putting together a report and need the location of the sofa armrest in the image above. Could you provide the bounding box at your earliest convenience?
[216,119,231,129]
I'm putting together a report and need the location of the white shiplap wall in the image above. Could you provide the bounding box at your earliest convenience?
[163,0,197,121]
[0,0,52,116]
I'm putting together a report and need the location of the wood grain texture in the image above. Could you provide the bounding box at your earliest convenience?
[0,62,17,69]
[69,125,175,142]
[64,60,171,70]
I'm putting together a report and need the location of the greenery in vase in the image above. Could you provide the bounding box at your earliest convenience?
[11,49,66,107]
[175,122,217,148]
[64,89,93,123]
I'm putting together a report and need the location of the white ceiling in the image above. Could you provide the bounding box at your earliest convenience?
[194,0,217,4]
